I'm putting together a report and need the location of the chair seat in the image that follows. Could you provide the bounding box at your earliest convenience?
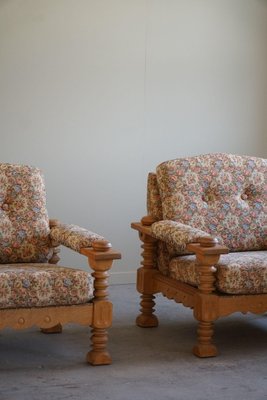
[0,264,94,309]
[169,251,267,294]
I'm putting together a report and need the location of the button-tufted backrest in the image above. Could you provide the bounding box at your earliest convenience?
[149,153,267,252]
[0,164,53,263]
[147,172,163,221]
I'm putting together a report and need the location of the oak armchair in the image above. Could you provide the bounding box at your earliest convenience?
[132,153,267,357]
[0,163,121,365]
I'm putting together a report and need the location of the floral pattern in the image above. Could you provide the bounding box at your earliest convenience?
[0,164,52,263]
[169,251,267,294]
[156,241,171,275]
[151,220,212,255]
[155,153,267,251]
[50,223,105,252]
[147,172,163,221]
[0,263,94,309]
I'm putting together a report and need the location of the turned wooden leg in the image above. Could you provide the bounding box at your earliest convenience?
[193,321,218,357]
[135,218,159,328]
[136,293,158,327]
[41,323,62,334]
[87,328,111,366]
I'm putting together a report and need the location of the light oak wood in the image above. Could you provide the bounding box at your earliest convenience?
[49,246,61,265]
[0,238,121,366]
[49,219,61,227]
[0,304,93,330]
[135,230,159,328]
[84,241,120,365]
[41,323,63,334]
[132,217,267,358]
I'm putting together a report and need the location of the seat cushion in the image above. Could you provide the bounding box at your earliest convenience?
[169,251,267,294]
[0,264,94,309]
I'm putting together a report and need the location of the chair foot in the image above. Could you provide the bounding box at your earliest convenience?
[87,350,112,365]
[88,327,111,365]
[136,293,158,327]
[40,323,62,334]
[193,344,218,358]
[193,320,217,357]
[136,313,159,328]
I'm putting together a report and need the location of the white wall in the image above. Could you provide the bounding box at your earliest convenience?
[0,0,266,283]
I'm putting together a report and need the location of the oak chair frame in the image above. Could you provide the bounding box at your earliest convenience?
[132,216,267,357]
[0,219,121,366]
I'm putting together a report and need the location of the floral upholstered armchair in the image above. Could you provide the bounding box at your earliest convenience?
[0,163,120,365]
[132,153,267,357]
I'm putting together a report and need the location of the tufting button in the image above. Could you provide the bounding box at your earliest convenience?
[202,193,215,202]
[241,193,248,200]
[2,203,9,211]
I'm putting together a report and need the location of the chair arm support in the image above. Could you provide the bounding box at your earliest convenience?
[132,217,220,254]
[150,220,213,253]
[49,220,106,253]
[82,241,121,303]
[187,238,229,257]
[81,243,121,263]
[49,221,121,301]
[187,237,229,294]
[131,216,156,236]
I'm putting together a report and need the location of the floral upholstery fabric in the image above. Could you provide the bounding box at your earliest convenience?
[155,154,267,252]
[147,173,163,221]
[151,220,212,255]
[0,164,52,263]
[0,263,94,309]
[156,241,172,275]
[169,251,267,294]
[50,223,105,253]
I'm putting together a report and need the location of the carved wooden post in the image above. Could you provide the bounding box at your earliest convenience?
[135,216,159,328]
[187,237,228,357]
[82,240,121,366]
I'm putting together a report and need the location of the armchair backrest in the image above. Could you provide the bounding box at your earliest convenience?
[148,153,267,252]
[0,164,52,263]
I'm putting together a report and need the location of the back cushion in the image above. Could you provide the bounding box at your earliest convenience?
[147,172,163,221]
[0,164,52,263]
[156,153,267,251]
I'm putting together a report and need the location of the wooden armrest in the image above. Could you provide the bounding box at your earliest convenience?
[187,237,229,256]
[81,241,121,262]
[131,215,158,236]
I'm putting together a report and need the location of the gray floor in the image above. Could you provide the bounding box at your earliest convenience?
[0,284,267,400]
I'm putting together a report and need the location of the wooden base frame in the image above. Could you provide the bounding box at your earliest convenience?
[132,218,267,358]
[0,240,121,366]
